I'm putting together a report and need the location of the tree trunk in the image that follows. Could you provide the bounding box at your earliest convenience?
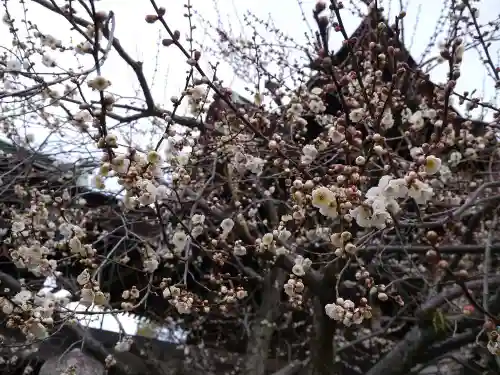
[365,325,440,375]
[309,297,338,375]
[39,349,105,375]
[307,257,340,375]
[367,287,500,375]
[244,268,287,375]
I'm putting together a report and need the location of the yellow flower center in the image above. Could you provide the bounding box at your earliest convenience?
[426,159,436,169]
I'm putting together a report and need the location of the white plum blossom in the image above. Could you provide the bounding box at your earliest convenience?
[330,233,345,248]
[292,255,312,276]
[369,208,392,229]
[355,156,366,165]
[401,107,412,121]
[311,87,322,95]
[277,229,292,242]
[487,339,500,356]
[311,186,335,209]
[75,41,93,54]
[29,322,48,339]
[328,126,345,143]
[366,175,406,200]
[439,164,452,183]
[138,181,157,206]
[143,257,159,273]
[11,220,25,233]
[287,102,304,116]
[191,226,204,238]
[1,297,13,315]
[163,286,180,298]
[245,155,265,174]
[448,151,462,167]
[138,192,155,206]
[191,214,205,225]
[349,108,365,123]
[408,180,434,204]
[172,231,188,251]
[176,152,190,166]
[409,110,425,130]
[410,147,424,160]
[423,108,437,119]
[13,290,32,305]
[11,245,56,277]
[292,263,305,276]
[387,178,409,199]
[284,279,297,296]
[233,244,247,256]
[344,242,357,255]
[464,147,478,159]
[424,155,442,175]
[262,233,274,246]
[77,269,91,286]
[351,203,391,229]
[112,156,131,174]
[380,110,394,130]
[175,299,192,314]
[221,218,235,234]
[94,291,107,306]
[325,303,345,320]
[350,205,372,228]
[319,203,339,218]
[80,287,95,306]
[308,98,326,113]
[147,150,161,164]
[301,144,318,164]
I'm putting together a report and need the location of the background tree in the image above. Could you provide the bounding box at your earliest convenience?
[0,1,499,375]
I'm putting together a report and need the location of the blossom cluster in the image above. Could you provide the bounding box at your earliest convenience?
[325,298,372,327]
[0,0,499,371]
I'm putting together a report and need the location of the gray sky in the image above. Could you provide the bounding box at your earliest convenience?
[4,0,499,135]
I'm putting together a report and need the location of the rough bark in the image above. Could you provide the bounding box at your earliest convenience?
[365,325,441,375]
[39,348,105,375]
[244,268,287,375]
[309,297,337,375]
[273,360,307,375]
[306,256,342,375]
[366,284,500,375]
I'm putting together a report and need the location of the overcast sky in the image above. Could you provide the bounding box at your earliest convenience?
[3,0,499,148]
[2,0,499,336]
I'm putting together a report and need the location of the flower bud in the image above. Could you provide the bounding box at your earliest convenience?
[145,14,158,23]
